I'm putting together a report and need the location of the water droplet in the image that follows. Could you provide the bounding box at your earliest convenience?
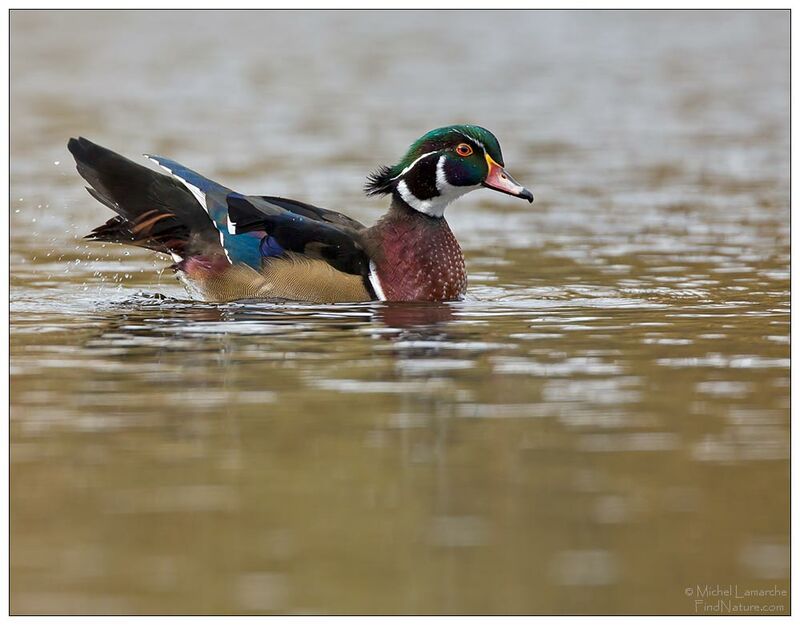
[54,160,60,166]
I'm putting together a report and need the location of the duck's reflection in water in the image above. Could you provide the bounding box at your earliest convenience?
[373,301,455,329]
[90,295,460,348]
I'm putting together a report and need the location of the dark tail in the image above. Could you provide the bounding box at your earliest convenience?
[68,137,223,260]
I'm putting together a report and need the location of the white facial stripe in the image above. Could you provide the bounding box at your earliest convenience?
[455,130,485,150]
[390,151,438,180]
[393,140,484,217]
[368,260,387,301]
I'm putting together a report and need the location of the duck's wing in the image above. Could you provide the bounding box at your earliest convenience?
[145,154,371,277]
[143,154,272,268]
[226,193,371,279]
[247,195,367,231]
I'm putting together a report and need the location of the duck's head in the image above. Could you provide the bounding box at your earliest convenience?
[365,125,533,217]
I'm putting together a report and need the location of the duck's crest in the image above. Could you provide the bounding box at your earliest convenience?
[364,164,396,197]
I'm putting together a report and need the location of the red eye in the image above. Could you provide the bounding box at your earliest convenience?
[456,143,473,157]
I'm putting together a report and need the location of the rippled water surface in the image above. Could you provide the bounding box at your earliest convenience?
[10,10,789,615]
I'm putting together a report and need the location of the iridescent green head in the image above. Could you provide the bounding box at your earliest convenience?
[365,125,533,217]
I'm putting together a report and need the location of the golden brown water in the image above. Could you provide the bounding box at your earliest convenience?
[10,10,789,615]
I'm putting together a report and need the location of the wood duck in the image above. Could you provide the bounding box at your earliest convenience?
[68,126,533,303]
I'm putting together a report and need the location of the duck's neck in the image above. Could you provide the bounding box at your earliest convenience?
[366,198,467,302]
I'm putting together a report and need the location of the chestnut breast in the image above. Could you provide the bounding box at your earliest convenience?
[369,214,467,302]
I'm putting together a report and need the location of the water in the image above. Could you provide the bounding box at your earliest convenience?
[10,10,789,615]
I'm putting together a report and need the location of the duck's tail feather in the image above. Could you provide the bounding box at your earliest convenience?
[68,136,226,261]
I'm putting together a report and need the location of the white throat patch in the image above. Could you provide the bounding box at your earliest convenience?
[397,155,478,218]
